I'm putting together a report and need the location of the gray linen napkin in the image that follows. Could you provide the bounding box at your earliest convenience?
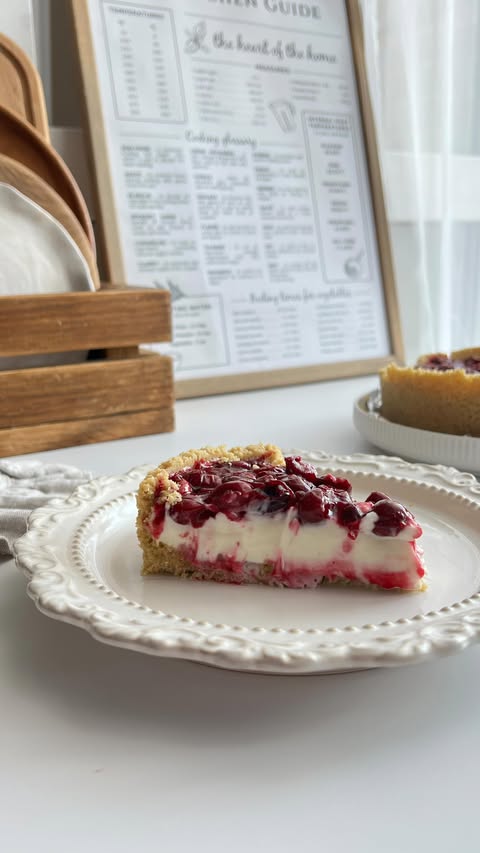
[0,459,92,556]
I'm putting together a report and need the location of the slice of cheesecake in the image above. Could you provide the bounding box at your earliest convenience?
[136,444,426,591]
[380,348,480,436]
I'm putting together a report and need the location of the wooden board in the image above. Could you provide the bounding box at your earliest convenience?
[0,153,100,288]
[0,407,175,456]
[70,0,123,284]
[0,351,173,429]
[0,287,171,356]
[0,103,95,250]
[0,32,50,140]
[176,355,394,398]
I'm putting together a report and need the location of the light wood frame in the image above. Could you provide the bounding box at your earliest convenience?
[71,0,403,399]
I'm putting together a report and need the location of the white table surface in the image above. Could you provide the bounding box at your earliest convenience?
[2,375,479,853]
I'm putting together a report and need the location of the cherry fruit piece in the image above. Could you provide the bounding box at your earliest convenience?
[422,354,454,371]
[335,501,364,527]
[464,357,480,374]
[297,489,332,523]
[183,469,222,490]
[285,456,318,483]
[170,496,215,527]
[210,480,252,512]
[366,491,390,504]
[224,470,257,483]
[372,500,409,537]
[260,479,295,513]
[255,465,286,481]
[281,474,313,495]
[316,474,352,493]
[168,473,193,495]
[331,489,352,503]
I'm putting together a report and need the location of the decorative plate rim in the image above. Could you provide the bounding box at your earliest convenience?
[13,450,480,674]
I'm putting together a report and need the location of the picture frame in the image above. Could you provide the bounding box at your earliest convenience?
[71,0,403,398]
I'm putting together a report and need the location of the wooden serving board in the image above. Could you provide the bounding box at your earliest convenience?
[0,33,50,140]
[0,352,174,454]
[0,153,100,288]
[0,287,174,455]
[0,103,95,250]
[0,288,171,356]
[0,33,174,455]
[0,351,173,430]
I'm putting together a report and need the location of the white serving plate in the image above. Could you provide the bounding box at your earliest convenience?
[354,390,480,476]
[0,182,95,295]
[14,451,480,675]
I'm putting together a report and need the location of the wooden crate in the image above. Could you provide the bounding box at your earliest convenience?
[0,286,174,455]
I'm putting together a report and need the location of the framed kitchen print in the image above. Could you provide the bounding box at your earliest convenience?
[71,0,403,398]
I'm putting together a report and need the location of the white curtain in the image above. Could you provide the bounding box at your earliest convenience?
[359,0,480,361]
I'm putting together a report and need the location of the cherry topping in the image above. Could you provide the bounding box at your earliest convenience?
[371,500,410,537]
[258,479,295,513]
[419,353,480,374]
[183,469,222,490]
[164,473,193,495]
[281,475,314,495]
[160,455,417,535]
[210,480,252,511]
[366,491,390,504]
[316,474,352,493]
[335,501,363,527]
[463,357,480,374]
[420,354,455,372]
[285,456,318,483]
[177,479,193,495]
[169,497,215,528]
[254,465,286,480]
[297,489,332,523]
[332,489,352,503]
[224,470,257,483]
[150,500,165,537]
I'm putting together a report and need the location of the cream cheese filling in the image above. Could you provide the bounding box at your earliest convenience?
[155,508,421,577]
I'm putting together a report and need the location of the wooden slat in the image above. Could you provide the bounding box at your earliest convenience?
[71,0,126,283]
[175,355,394,399]
[0,288,171,355]
[0,352,173,428]
[0,408,175,456]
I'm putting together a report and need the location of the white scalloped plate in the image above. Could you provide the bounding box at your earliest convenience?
[13,451,480,675]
